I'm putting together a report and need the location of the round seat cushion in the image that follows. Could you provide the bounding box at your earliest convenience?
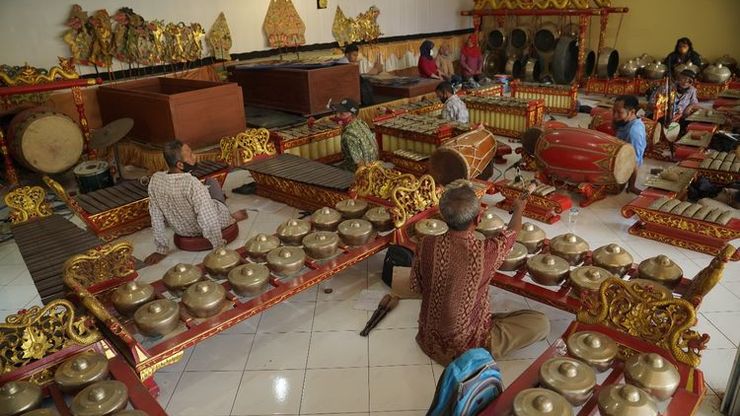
[174,222,239,252]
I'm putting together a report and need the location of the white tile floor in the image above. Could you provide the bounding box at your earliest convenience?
[1,100,738,415]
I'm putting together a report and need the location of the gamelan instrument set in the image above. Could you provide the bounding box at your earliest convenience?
[462,96,544,139]
[45,160,230,242]
[510,80,579,117]
[53,165,442,390]
[270,119,343,164]
[0,300,168,415]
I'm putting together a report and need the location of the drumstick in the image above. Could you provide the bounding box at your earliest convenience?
[361,294,392,336]
[361,296,400,337]
[509,180,537,215]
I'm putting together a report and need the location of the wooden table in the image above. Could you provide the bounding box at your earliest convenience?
[229,64,360,116]
[369,78,442,98]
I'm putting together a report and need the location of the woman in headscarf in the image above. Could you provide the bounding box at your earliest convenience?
[460,34,484,84]
[418,40,442,79]
[664,37,703,74]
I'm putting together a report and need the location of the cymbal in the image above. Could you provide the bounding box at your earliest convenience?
[90,118,134,149]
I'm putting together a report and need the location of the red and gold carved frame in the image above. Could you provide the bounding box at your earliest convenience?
[510,80,578,117]
[621,194,740,260]
[43,169,228,241]
[493,179,573,224]
[0,298,166,413]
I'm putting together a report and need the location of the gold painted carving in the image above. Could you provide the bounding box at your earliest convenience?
[206,12,232,60]
[219,128,276,167]
[4,186,53,224]
[333,6,382,47]
[263,0,306,48]
[631,207,740,240]
[353,162,440,228]
[475,0,609,9]
[578,277,707,367]
[63,242,135,289]
[683,245,736,306]
[0,300,101,374]
[0,57,79,87]
[139,351,184,380]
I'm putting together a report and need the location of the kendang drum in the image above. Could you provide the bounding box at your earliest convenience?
[522,127,636,185]
[429,127,497,185]
[74,160,114,194]
[8,107,84,173]
[589,114,663,146]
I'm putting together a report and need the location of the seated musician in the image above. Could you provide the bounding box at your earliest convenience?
[144,141,247,265]
[650,70,700,129]
[337,43,381,106]
[612,95,646,195]
[389,181,550,365]
[418,40,443,79]
[333,98,379,172]
[436,81,469,124]
[664,37,703,74]
[460,34,484,87]
[435,43,461,85]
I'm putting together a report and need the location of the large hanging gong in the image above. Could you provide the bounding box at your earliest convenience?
[551,35,579,84]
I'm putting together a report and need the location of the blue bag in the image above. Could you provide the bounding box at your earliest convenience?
[427,348,504,416]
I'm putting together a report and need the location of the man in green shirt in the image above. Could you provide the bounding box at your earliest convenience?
[333,98,379,172]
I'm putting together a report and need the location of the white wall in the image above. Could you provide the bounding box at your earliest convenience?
[0,0,472,74]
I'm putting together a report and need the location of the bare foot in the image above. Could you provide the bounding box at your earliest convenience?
[231,209,248,221]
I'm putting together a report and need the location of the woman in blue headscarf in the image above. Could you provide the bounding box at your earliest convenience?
[418,40,442,79]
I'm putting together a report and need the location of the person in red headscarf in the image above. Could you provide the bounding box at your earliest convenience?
[460,34,484,85]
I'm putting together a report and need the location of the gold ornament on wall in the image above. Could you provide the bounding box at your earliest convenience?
[263,0,306,48]
[206,12,233,60]
[332,6,382,47]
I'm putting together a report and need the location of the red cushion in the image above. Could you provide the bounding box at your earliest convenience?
[174,222,239,252]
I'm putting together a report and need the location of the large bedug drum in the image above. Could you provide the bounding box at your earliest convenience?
[7,108,84,174]
[589,114,663,146]
[522,127,636,185]
[429,127,497,185]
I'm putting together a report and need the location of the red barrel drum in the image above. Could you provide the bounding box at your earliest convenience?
[589,114,663,146]
[522,127,636,185]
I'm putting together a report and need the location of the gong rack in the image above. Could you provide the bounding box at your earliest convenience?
[481,320,707,415]
[460,7,629,86]
[60,165,451,388]
[0,300,167,414]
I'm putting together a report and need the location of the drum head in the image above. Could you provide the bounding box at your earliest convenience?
[430,148,470,186]
[522,127,545,156]
[19,113,84,173]
[613,145,637,184]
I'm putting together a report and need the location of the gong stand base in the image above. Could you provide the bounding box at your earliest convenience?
[494,179,573,224]
[537,173,622,208]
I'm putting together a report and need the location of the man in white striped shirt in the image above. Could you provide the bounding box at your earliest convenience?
[436,81,469,124]
[144,141,247,265]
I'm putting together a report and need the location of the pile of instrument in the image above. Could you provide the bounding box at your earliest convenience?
[619,53,734,84]
[375,113,455,156]
[0,351,150,416]
[512,331,682,416]
[105,198,397,339]
[647,197,735,225]
[482,23,601,85]
[462,96,544,139]
[270,119,343,163]
[382,97,443,117]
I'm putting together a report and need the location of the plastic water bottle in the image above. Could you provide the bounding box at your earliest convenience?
[568,207,580,230]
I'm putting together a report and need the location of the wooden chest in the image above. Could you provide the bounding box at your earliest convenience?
[97,77,246,149]
[228,64,360,115]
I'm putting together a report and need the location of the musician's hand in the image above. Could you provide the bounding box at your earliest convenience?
[511,197,527,213]
[145,252,166,266]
